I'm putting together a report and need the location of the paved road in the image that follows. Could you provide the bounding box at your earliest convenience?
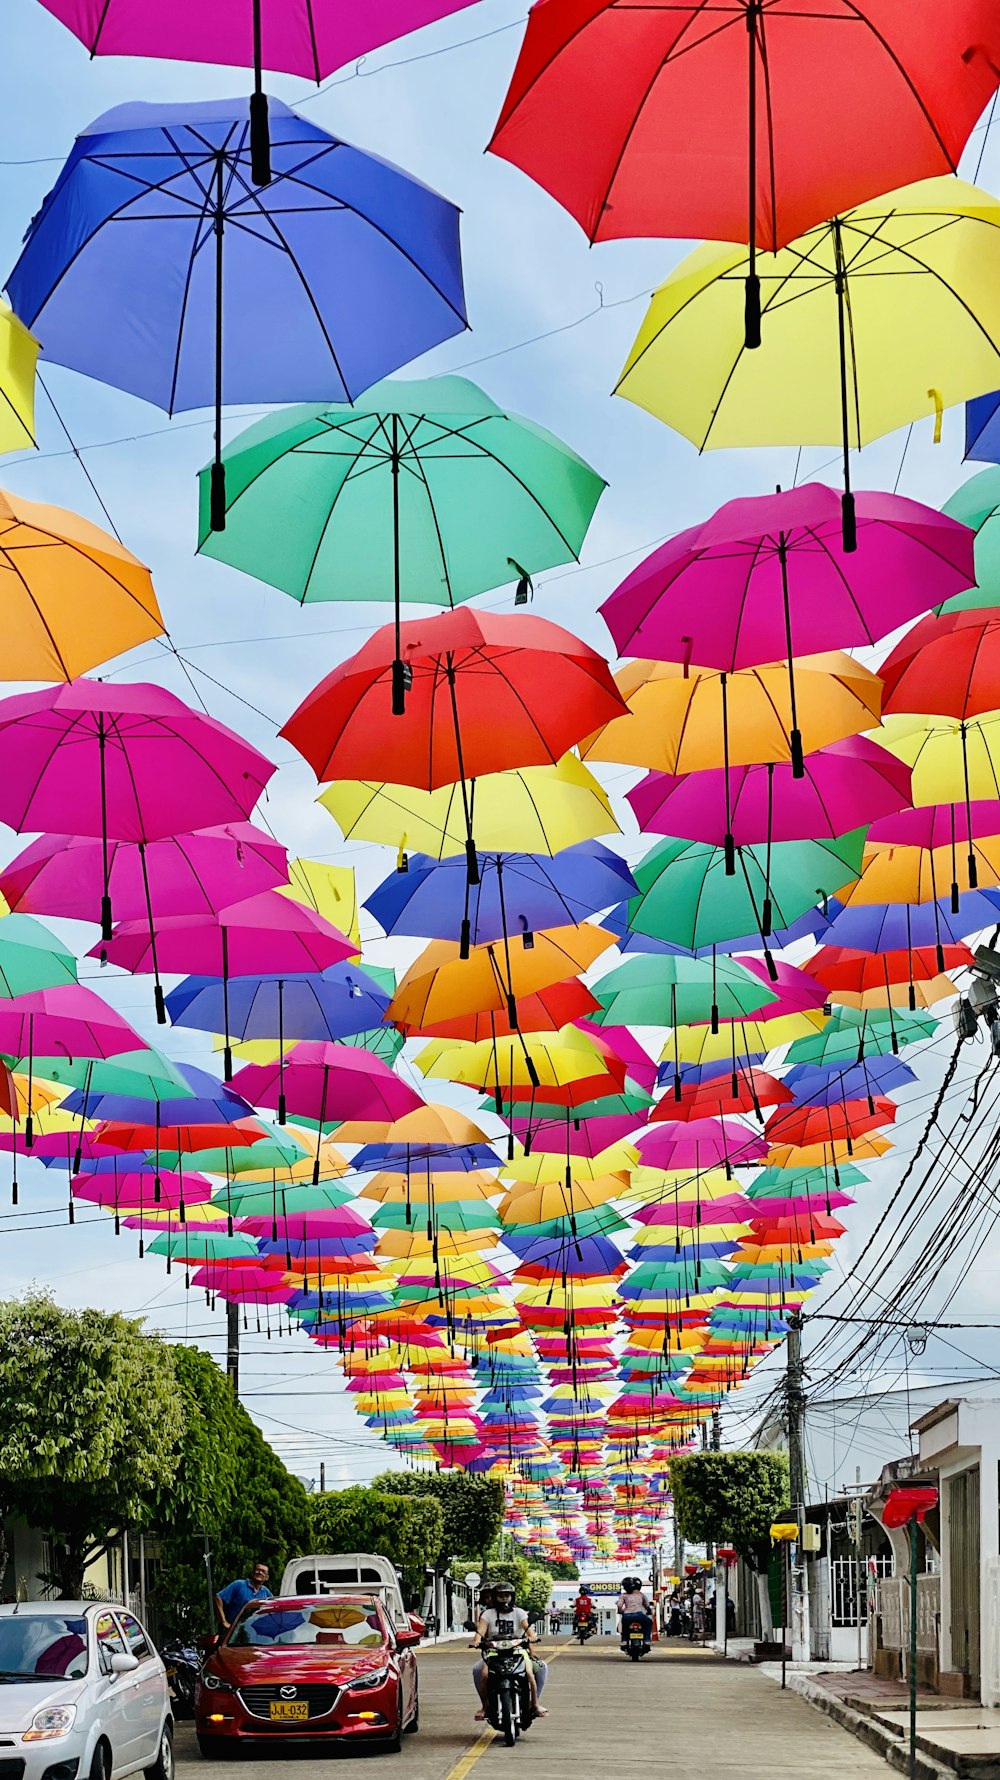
[178,1635,892,1780]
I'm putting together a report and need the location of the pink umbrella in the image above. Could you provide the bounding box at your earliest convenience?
[0,680,274,940]
[574,1020,658,1092]
[39,0,480,187]
[73,1169,213,1211]
[91,887,355,1045]
[238,1208,374,1240]
[0,985,145,1147]
[231,1041,423,1178]
[635,1192,752,1226]
[636,1118,768,1175]
[866,803,1000,848]
[600,485,974,776]
[627,737,912,845]
[728,957,828,1019]
[190,1264,297,1305]
[1,823,287,923]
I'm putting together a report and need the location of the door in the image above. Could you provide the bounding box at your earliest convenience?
[115,1612,164,1764]
[92,1610,136,1775]
[949,1466,981,1695]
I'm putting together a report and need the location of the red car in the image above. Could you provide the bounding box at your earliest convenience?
[196,1594,421,1756]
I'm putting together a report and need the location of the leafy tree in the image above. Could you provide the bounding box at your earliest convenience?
[670,1450,789,1638]
[450,1550,529,1602]
[0,1294,183,1595]
[522,1567,555,1623]
[312,1486,444,1584]
[151,1347,312,1637]
[372,1469,504,1567]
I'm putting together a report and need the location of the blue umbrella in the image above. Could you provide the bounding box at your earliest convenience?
[784,1055,916,1107]
[655,1055,766,1090]
[352,1141,499,1173]
[827,891,1000,953]
[967,391,1000,464]
[165,962,391,1045]
[60,1059,255,1126]
[366,842,636,953]
[6,97,467,532]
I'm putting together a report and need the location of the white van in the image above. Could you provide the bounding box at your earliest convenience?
[279,1553,415,1635]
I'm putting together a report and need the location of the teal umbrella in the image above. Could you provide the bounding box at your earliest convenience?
[219,1180,355,1217]
[20,1048,190,1100]
[371,1201,498,1234]
[590,952,777,1028]
[626,830,867,962]
[0,916,77,997]
[783,1006,938,1065]
[935,468,1000,614]
[197,375,606,712]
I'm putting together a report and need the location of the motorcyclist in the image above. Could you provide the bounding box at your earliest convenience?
[572,1586,594,1631]
[472,1580,547,1720]
[617,1577,653,1647]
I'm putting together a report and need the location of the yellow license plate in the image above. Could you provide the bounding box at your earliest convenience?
[269,1702,309,1721]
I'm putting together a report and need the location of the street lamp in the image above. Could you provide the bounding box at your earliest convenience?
[882,1486,939,1780]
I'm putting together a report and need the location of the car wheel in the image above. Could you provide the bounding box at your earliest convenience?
[144,1720,174,1780]
[89,1744,110,1780]
[404,1690,419,1734]
[382,1688,404,1753]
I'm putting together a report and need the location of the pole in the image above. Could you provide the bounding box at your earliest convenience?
[856,1464,864,1674]
[909,1516,918,1780]
[787,1311,811,1663]
[781,1544,788,1689]
[712,1407,721,1451]
[320,1461,326,1493]
[226,1300,240,1396]
[203,1536,215,1639]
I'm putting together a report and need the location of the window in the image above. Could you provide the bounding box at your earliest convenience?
[94,1612,127,1675]
[116,1613,151,1661]
[0,1616,88,1679]
[230,1604,385,1649]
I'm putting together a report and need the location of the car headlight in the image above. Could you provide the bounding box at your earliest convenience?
[347,1669,389,1691]
[200,1672,234,1693]
[23,1705,77,1741]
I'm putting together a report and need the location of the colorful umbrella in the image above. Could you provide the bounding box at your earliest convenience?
[165,962,390,1051]
[6,98,467,530]
[590,953,777,1028]
[230,1041,422,1145]
[935,469,1000,613]
[0,306,37,455]
[388,923,614,1037]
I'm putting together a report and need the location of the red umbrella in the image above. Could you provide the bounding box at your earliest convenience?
[652,1068,791,1123]
[764,1099,896,1148]
[881,612,1000,721]
[281,608,625,903]
[803,944,972,996]
[488,1,1000,344]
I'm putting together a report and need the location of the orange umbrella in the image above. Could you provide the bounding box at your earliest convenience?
[0,487,163,679]
[388,923,615,1034]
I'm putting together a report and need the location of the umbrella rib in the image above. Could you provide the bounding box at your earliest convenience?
[394,415,456,608]
[295,421,381,603]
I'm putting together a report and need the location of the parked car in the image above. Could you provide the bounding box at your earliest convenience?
[0,1600,173,1780]
[195,1593,420,1756]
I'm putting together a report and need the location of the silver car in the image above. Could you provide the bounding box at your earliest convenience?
[0,1601,173,1780]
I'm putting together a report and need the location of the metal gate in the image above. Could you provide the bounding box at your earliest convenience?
[949,1466,981,1694]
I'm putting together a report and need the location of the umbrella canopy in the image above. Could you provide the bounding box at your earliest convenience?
[616,178,1000,548]
[627,740,911,846]
[21,1048,190,1101]
[165,962,390,1046]
[784,1057,916,1107]
[590,953,777,1028]
[0,487,165,679]
[97,889,355,977]
[0,917,77,997]
[828,893,1000,952]
[366,842,635,945]
[803,945,972,998]
[412,979,601,1042]
[0,306,37,455]
[881,611,1000,720]
[6,98,467,528]
[231,1041,422,1134]
[783,1008,938,1066]
[637,1120,768,1172]
[388,923,615,1035]
[764,1100,897,1149]
[320,755,617,859]
[0,985,144,1062]
[934,469,1000,613]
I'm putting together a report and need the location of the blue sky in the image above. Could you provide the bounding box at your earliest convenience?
[2,0,999,1494]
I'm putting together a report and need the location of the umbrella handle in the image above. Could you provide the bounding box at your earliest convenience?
[743,1,762,350]
[250,92,271,188]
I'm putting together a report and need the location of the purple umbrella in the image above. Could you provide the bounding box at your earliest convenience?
[828,892,1000,954]
[600,484,974,775]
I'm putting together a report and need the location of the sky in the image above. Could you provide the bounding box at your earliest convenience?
[3,0,1000,1497]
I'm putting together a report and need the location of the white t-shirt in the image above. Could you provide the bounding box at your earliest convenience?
[481,1606,529,1641]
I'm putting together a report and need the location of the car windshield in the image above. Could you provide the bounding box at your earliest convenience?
[229,1604,384,1649]
[0,1617,89,1679]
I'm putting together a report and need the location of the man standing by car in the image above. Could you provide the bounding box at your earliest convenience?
[214,1560,272,1631]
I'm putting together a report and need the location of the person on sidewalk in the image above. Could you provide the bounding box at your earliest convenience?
[214,1560,272,1632]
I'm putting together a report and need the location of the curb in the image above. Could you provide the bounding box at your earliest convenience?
[779,1672,957,1780]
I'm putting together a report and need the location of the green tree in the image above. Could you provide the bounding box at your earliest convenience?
[522,1567,554,1623]
[311,1486,444,1582]
[150,1347,312,1637]
[372,1469,504,1567]
[0,1294,183,1595]
[669,1450,790,1638]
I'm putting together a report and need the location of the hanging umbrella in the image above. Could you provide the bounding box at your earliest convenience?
[764,1100,897,1150]
[783,1007,938,1066]
[624,830,867,963]
[0,917,78,997]
[828,892,1000,952]
[842,801,1000,908]
[616,179,1000,548]
[934,469,1000,613]
[589,953,777,1029]
[627,741,911,856]
[199,375,605,698]
[320,756,618,866]
[165,961,390,1051]
[18,1047,191,1101]
[39,0,483,186]
[602,486,971,772]
[801,945,971,1008]
[784,1057,916,1108]
[652,1070,791,1124]
[0,680,274,942]
[489,0,1000,340]
[0,487,165,679]
[230,1040,423,1150]
[881,614,1000,738]
[412,979,601,1043]
[0,307,37,455]
[416,1027,624,1097]
[6,98,467,532]
[387,923,614,1037]
[581,654,883,788]
[637,1120,768,1172]
[0,984,145,1145]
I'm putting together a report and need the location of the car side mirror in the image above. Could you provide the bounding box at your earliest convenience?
[395,1629,421,1650]
[407,1614,425,1638]
[110,1652,140,1675]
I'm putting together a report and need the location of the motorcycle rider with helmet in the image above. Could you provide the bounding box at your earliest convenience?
[617,1577,653,1648]
[572,1586,594,1634]
[472,1580,548,1720]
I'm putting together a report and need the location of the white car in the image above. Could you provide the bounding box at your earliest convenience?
[0,1600,173,1780]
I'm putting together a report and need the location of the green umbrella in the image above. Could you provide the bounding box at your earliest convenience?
[371,1201,498,1234]
[147,1230,258,1262]
[746,1164,869,1199]
[18,1048,189,1100]
[502,1206,629,1241]
[783,1006,938,1065]
[626,830,867,961]
[0,915,77,997]
[196,375,606,713]
[590,952,777,1028]
[218,1180,355,1217]
[488,1087,654,1119]
[935,468,1000,614]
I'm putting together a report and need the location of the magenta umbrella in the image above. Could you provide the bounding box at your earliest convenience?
[91,888,354,1052]
[0,681,274,942]
[190,1264,297,1308]
[73,1169,213,1210]
[574,1021,658,1092]
[238,1207,373,1240]
[627,737,912,846]
[39,0,479,187]
[725,957,829,1020]
[636,1118,768,1176]
[231,1041,423,1176]
[600,485,974,777]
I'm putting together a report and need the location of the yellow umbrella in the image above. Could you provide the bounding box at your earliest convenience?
[363,1170,498,1205]
[617,177,1000,546]
[822,972,958,1010]
[838,838,1000,906]
[388,924,615,1034]
[0,489,163,680]
[581,655,882,771]
[768,1136,892,1167]
[222,1126,349,1185]
[501,1142,637,1183]
[499,1175,624,1221]
[878,712,1000,807]
[414,1025,616,1091]
[376,1227,494,1260]
[617,1166,738,1206]
[0,306,37,456]
[318,753,617,858]
[667,1010,825,1067]
[279,859,361,952]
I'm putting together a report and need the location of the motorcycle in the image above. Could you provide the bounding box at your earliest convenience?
[573,1614,596,1645]
[620,1613,651,1661]
[484,1638,535,1746]
[160,1638,201,1718]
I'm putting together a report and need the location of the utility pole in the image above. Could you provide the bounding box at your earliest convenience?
[711,1407,721,1451]
[786,1311,810,1664]
[320,1462,326,1493]
[226,1302,240,1396]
